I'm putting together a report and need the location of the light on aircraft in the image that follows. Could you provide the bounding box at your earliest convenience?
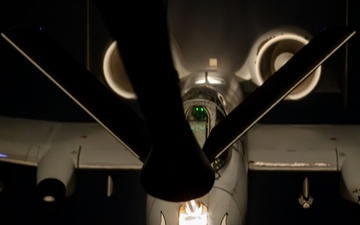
[187,106,208,148]
[194,74,224,85]
[43,195,56,202]
[179,200,208,225]
[193,106,207,120]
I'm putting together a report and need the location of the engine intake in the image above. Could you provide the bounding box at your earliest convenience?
[103,36,190,99]
[236,26,322,100]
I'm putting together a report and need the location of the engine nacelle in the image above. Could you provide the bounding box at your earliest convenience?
[103,36,190,99]
[235,26,321,100]
[36,146,77,205]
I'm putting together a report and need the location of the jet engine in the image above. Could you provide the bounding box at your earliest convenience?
[103,37,190,99]
[235,27,322,100]
[102,40,135,99]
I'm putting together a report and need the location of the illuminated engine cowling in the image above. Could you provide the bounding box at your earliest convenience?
[102,37,190,99]
[235,26,321,100]
[102,41,136,99]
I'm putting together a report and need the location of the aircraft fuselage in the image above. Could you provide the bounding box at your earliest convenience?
[146,72,248,225]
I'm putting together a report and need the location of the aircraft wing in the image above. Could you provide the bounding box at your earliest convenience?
[246,123,357,172]
[246,123,360,205]
[0,116,142,169]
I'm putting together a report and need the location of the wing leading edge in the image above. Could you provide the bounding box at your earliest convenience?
[246,124,360,172]
[247,124,360,205]
[0,116,142,169]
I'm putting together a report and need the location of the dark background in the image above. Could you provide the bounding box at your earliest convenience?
[0,0,360,224]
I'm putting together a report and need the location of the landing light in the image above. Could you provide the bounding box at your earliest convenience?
[43,195,56,202]
[179,200,208,225]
